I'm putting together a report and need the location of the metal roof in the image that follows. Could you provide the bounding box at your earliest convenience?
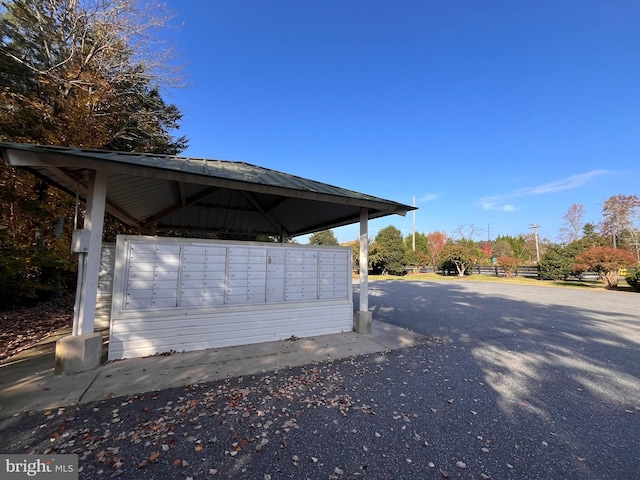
[0,142,415,239]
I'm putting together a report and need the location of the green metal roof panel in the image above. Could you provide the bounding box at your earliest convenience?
[0,142,415,237]
[0,142,404,205]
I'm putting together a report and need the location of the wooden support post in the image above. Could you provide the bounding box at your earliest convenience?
[73,170,107,336]
[355,207,372,333]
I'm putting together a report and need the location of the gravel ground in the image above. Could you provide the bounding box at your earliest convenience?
[1,280,639,479]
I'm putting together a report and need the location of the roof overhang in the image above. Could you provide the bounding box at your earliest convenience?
[0,142,416,238]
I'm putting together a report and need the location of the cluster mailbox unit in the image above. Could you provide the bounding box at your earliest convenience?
[108,236,353,360]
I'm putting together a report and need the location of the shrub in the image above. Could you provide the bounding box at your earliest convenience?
[538,243,584,280]
[497,256,520,277]
[626,266,640,292]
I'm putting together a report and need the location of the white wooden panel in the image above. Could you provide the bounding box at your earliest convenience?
[109,300,353,360]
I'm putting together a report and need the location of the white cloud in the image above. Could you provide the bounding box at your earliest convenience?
[480,170,611,211]
[417,193,439,203]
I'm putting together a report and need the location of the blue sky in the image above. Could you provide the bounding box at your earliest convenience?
[162,0,639,244]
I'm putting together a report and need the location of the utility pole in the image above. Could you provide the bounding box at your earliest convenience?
[412,196,416,251]
[529,223,541,263]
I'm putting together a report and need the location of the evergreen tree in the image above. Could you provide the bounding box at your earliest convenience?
[308,230,339,246]
[373,226,406,275]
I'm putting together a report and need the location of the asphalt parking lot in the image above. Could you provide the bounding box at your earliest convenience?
[1,280,639,479]
[357,280,640,478]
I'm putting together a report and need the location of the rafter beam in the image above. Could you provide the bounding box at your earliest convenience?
[143,185,222,226]
[239,191,288,235]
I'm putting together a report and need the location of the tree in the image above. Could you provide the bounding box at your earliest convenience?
[404,250,429,274]
[0,0,187,306]
[582,223,609,248]
[494,235,529,262]
[559,204,585,244]
[427,231,447,271]
[573,247,637,289]
[438,243,475,276]
[538,242,585,280]
[373,226,406,275]
[342,239,360,272]
[0,0,187,152]
[497,256,520,278]
[492,239,513,258]
[308,230,338,246]
[403,231,429,256]
[601,195,640,249]
[626,266,640,292]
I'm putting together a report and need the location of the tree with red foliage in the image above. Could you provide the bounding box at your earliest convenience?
[497,256,520,278]
[427,231,447,271]
[573,247,637,289]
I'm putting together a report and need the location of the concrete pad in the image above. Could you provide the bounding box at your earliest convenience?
[54,332,102,374]
[0,321,430,419]
[0,353,99,416]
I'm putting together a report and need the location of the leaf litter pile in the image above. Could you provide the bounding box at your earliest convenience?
[0,342,603,480]
[0,294,74,362]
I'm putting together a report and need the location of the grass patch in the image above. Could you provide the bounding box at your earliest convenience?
[354,272,637,292]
